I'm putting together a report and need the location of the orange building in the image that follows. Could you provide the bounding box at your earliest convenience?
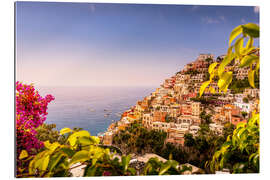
[153,111,167,122]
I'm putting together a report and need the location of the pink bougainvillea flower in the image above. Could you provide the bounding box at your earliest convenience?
[16,81,54,173]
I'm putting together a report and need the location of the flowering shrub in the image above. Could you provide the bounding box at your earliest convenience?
[16,81,54,175]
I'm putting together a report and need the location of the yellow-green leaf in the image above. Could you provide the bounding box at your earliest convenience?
[234,37,244,57]
[44,141,60,151]
[68,130,91,147]
[48,152,65,171]
[159,163,171,175]
[122,154,131,172]
[218,54,233,78]
[229,25,243,46]
[208,62,218,75]
[239,55,258,68]
[78,136,92,145]
[218,72,233,91]
[200,80,210,97]
[60,127,73,135]
[255,59,260,75]
[19,150,28,160]
[44,141,51,149]
[69,150,89,165]
[242,23,259,38]
[248,69,255,88]
[246,37,254,49]
[89,136,100,145]
[243,46,255,56]
[41,155,50,171]
[209,86,216,94]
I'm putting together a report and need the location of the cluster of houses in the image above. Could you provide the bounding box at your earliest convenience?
[100,54,260,147]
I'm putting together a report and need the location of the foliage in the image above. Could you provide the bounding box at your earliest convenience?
[184,69,200,75]
[200,111,212,124]
[18,128,192,177]
[36,124,83,145]
[229,77,259,94]
[17,128,136,177]
[180,124,233,172]
[143,158,191,175]
[160,143,188,164]
[113,122,167,154]
[165,114,174,123]
[210,113,259,173]
[36,124,65,144]
[184,133,196,147]
[205,57,213,63]
[243,97,249,103]
[199,23,259,96]
[16,81,54,176]
[241,111,248,119]
[199,23,260,173]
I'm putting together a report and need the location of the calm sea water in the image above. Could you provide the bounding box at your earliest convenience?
[38,86,155,135]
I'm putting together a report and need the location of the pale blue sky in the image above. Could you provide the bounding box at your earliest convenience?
[16,2,259,87]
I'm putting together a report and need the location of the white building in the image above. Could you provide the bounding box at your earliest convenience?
[209,123,223,134]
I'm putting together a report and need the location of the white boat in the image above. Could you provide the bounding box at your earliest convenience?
[89,108,95,112]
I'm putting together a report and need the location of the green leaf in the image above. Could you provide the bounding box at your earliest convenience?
[248,69,255,88]
[31,151,47,170]
[78,136,93,146]
[229,25,243,46]
[91,158,98,166]
[237,128,246,139]
[167,160,179,169]
[19,150,28,160]
[242,23,259,38]
[239,55,258,68]
[127,167,136,175]
[41,155,50,171]
[234,37,244,57]
[218,72,233,91]
[28,159,35,175]
[218,53,233,78]
[226,135,231,141]
[249,153,257,162]
[60,147,75,158]
[159,162,171,175]
[208,62,218,75]
[246,37,254,49]
[236,122,246,129]
[44,141,60,152]
[68,130,91,147]
[90,136,100,144]
[85,166,97,176]
[121,154,131,172]
[48,152,65,171]
[253,154,259,167]
[209,86,216,94]
[243,46,255,56]
[255,59,260,75]
[60,127,73,135]
[200,80,210,97]
[69,150,89,165]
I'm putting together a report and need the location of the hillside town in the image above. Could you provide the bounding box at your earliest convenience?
[99,54,260,149]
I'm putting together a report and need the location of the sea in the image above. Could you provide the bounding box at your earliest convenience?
[38,86,156,136]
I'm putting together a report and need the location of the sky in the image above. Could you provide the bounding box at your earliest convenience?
[15,2,259,87]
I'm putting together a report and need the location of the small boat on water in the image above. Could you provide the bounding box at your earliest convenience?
[104,109,112,112]
[115,113,122,117]
[89,108,95,112]
[104,113,111,117]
